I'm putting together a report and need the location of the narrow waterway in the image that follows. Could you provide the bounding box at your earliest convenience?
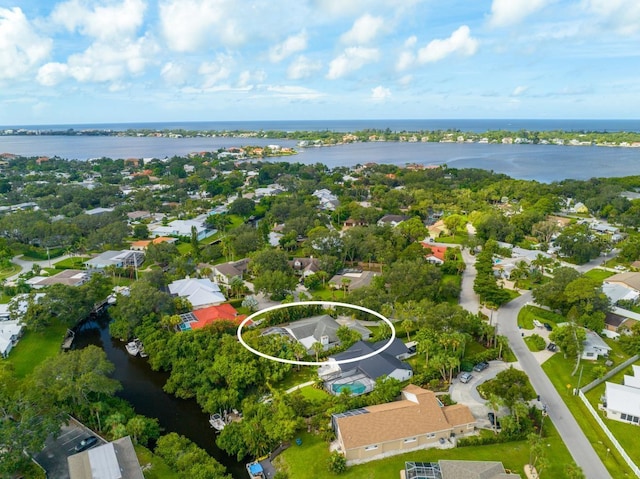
[72,313,245,479]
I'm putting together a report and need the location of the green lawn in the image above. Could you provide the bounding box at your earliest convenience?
[278,368,318,391]
[585,363,640,465]
[134,445,179,479]
[524,335,545,352]
[435,234,468,245]
[541,354,635,477]
[583,268,616,283]
[276,422,573,479]
[53,256,90,269]
[518,305,564,330]
[5,320,69,378]
[0,263,21,279]
[298,385,330,401]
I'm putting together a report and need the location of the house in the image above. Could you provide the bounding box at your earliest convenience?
[421,243,447,265]
[67,435,144,479]
[0,321,24,358]
[149,219,210,240]
[377,214,410,228]
[84,207,114,216]
[582,329,612,360]
[329,269,378,291]
[212,258,250,287]
[602,281,639,306]
[604,365,640,426]
[264,314,370,353]
[312,189,340,211]
[572,202,589,214]
[319,338,413,395]
[168,278,226,309]
[343,218,368,229]
[26,269,88,289]
[84,250,145,270]
[604,307,640,336]
[332,385,476,464]
[130,236,177,251]
[126,210,151,222]
[289,257,321,278]
[605,272,640,295]
[403,460,521,479]
[178,303,246,331]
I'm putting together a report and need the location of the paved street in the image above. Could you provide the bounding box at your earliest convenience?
[497,293,612,479]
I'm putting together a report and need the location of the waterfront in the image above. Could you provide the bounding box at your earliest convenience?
[72,313,245,479]
[1,134,640,182]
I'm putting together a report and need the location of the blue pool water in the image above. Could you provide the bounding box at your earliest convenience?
[332,381,367,395]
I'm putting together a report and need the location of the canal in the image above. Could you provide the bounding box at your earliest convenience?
[72,313,246,479]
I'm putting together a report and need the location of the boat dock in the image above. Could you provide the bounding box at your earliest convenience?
[61,329,75,350]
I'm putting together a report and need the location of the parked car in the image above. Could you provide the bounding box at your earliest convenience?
[543,322,553,331]
[473,361,489,372]
[74,435,98,453]
[488,412,501,429]
[547,342,557,352]
[459,372,473,383]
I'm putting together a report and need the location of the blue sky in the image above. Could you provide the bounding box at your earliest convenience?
[1,0,639,125]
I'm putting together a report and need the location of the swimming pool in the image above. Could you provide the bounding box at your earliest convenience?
[332,380,367,395]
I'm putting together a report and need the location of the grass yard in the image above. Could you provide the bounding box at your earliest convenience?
[134,445,179,479]
[435,234,468,245]
[6,320,68,378]
[297,385,330,401]
[518,305,564,330]
[524,335,546,352]
[53,256,90,269]
[542,354,635,477]
[0,263,21,280]
[276,422,573,479]
[584,363,640,465]
[278,367,318,391]
[583,268,616,283]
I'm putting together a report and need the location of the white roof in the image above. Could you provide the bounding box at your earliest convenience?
[607,382,640,418]
[87,442,121,479]
[0,336,11,354]
[603,283,640,303]
[168,278,225,308]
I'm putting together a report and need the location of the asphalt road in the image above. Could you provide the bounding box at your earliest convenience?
[497,292,612,479]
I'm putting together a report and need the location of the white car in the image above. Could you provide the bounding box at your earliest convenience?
[459,372,473,383]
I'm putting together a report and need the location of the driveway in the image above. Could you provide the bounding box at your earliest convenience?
[449,360,509,421]
[34,418,106,479]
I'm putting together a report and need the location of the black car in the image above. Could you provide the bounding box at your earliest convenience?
[543,322,553,331]
[74,435,98,453]
[473,361,489,372]
[547,342,557,352]
[488,412,501,429]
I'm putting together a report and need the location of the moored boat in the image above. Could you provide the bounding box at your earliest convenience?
[125,340,139,356]
[209,413,225,431]
[246,461,265,478]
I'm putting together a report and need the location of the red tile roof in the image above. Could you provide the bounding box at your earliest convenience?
[421,243,448,261]
[191,303,248,329]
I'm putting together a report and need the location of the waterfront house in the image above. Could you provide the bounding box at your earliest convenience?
[168,277,226,309]
[332,385,475,464]
[26,269,88,289]
[84,250,145,270]
[67,435,144,479]
[178,303,247,331]
[403,460,521,479]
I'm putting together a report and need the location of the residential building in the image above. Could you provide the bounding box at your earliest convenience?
[129,236,177,251]
[178,303,247,331]
[67,435,144,479]
[402,460,521,479]
[422,243,447,265]
[329,269,378,292]
[84,250,145,270]
[312,188,340,211]
[0,321,24,358]
[149,219,210,240]
[84,207,115,216]
[290,257,321,278]
[319,338,413,395]
[605,272,640,295]
[212,258,250,287]
[377,214,410,228]
[26,269,88,289]
[582,329,612,360]
[168,277,226,309]
[263,314,370,353]
[604,365,640,426]
[332,385,475,464]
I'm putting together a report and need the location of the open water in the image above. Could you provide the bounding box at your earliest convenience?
[1,134,639,182]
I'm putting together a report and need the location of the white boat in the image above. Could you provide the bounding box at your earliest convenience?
[125,341,139,356]
[246,461,265,478]
[209,413,226,432]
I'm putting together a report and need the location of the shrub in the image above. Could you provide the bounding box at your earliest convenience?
[327,451,347,474]
[528,334,546,351]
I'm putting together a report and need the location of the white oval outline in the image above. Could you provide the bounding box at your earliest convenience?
[237,300,396,366]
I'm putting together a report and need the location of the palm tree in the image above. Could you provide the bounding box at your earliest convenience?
[229,275,244,299]
[487,393,503,434]
[311,341,324,362]
[401,319,413,341]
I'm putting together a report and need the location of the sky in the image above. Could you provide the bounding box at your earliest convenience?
[1,0,640,125]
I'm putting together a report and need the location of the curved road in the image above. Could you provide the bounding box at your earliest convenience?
[497,293,612,479]
[456,247,612,479]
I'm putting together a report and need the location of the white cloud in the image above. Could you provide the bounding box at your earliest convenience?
[287,55,322,80]
[0,7,52,81]
[199,55,233,88]
[341,14,385,45]
[159,0,243,52]
[417,26,478,63]
[264,85,323,100]
[51,0,146,41]
[371,85,391,100]
[37,62,69,86]
[269,31,308,63]
[396,51,415,71]
[512,85,529,96]
[583,0,640,35]
[238,70,266,88]
[398,74,413,86]
[404,35,417,48]
[488,0,550,28]
[161,62,189,86]
[326,47,379,79]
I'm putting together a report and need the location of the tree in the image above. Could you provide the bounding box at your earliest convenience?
[250,249,291,276]
[487,393,503,434]
[312,341,324,362]
[253,270,297,300]
[401,319,414,341]
[132,223,149,239]
[242,295,259,312]
[228,197,255,217]
[327,451,347,474]
[532,266,581,312]
[443,214,466,234]
[549,319,586,376]
[483,367,536,408]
